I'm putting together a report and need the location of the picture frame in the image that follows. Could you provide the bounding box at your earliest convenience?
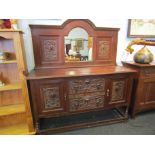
[128,19,155,38]
[75,38,84,50]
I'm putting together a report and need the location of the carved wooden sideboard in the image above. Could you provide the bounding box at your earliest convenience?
[27,20,136,134]
[122,61,155,117]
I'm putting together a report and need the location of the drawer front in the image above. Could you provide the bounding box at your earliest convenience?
[69,78,105,94]
[69,92,105,112]
[141,68,155,77]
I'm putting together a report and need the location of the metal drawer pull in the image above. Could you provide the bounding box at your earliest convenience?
[85,80,90,84]
[64,94,67,100]
[85,98,89,102]
[97,84,100,89]
[106,89,110,97]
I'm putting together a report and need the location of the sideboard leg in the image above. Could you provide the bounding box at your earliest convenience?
[36,121,40,133]
[125,107,129,118]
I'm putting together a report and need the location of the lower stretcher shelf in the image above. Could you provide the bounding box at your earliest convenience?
[39,108,128,134]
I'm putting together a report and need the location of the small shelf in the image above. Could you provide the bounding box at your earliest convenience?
[0,30,34,135]
[0,29,23,32]
[0,123,35,135]
[0,82,22,91]
[0,104,25,117]
[39,108,127,134]
[0,60,17,64]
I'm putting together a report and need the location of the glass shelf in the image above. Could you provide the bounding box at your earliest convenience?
[0,103,25,117]
[0,60,17,64]
[0,123,34,135]
[0,82,22,91]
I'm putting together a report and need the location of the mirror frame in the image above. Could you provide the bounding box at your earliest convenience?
[30,19,119,69]
[64,26,92,63]
[62,20,96,67]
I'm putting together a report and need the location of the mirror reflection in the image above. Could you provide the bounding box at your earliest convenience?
[64,27,93,62]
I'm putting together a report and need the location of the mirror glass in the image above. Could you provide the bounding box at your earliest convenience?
[64,27,93,62]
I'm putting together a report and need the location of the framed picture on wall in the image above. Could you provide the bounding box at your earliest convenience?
[75,38,84,50]
[128,19,155,38]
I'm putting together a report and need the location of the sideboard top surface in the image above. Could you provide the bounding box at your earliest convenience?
[122,61,155,68]
[26,66,137,80]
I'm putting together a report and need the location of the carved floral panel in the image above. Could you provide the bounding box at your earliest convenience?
[69,92,105,111]
[41,37,58,62]
[69,78,105,94]
[42,87,60,109]
[143,82,155,104]
[98,41,110,59]
[111,81,125,102]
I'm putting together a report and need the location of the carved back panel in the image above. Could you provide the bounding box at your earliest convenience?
[30,19,119,69]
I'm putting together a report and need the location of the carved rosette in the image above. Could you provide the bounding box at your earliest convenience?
[69,93,105,111]
[42,87,60,109]
[69,91,105,111]
[69,78,105,94]
[42,39,58,62]
[98,41,110,59]
[69,78,105,111]
[111,81,125,102]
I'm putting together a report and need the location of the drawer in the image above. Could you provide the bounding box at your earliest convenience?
[141,68,155,77]
[69,92,105,112]
[69,78,105,94]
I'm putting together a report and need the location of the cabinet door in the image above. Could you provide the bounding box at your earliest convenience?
[30,79,66,117]
[136,78,155,108]
[94,34,117,65]
[107,75,132,107]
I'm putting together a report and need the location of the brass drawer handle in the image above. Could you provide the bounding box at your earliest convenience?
[85,80,90,84]
[97,84,100,89]
[64,94,67,101]
[85,98,89,102]
[106,89,110,97]
[95,97,101,102]
[74,85,79,90]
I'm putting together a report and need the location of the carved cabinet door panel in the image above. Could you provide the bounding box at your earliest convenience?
[136,78,155,109]
[30,79,66,117]
[94,36,117,65]
[107,75,132,107]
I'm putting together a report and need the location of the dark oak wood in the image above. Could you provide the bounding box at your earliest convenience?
[30,19,119,69]
[122,61,155,117]
[27,20,137,134]
[38,108,128,134]
[26,66,136,80]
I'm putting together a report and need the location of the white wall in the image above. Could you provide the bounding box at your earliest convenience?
[18,19,65,71]
[18,19,155,71]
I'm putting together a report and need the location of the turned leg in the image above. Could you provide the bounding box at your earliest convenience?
[36,121,40,133]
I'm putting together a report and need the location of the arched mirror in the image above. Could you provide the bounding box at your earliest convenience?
[64,27,93,62]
